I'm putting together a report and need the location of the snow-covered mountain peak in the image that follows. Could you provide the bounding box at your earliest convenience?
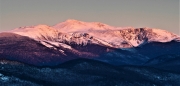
[12,25,51,31]
[35,25,50,28]
[11,25,59,40]
[53,19,116,33]
[65,19,83,23]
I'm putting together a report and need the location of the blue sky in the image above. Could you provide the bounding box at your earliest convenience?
[0,0,179,35]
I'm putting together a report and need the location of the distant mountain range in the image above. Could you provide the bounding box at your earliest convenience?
[0,19,179,66]
[11,19,179,48]
[0,19,180,85]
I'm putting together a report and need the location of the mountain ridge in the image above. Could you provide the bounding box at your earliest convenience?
[8,19,179,49]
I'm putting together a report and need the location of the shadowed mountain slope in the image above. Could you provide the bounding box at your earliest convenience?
[0,59,180,86]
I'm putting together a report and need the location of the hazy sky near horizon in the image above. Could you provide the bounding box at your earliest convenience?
[0,0,179,35]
